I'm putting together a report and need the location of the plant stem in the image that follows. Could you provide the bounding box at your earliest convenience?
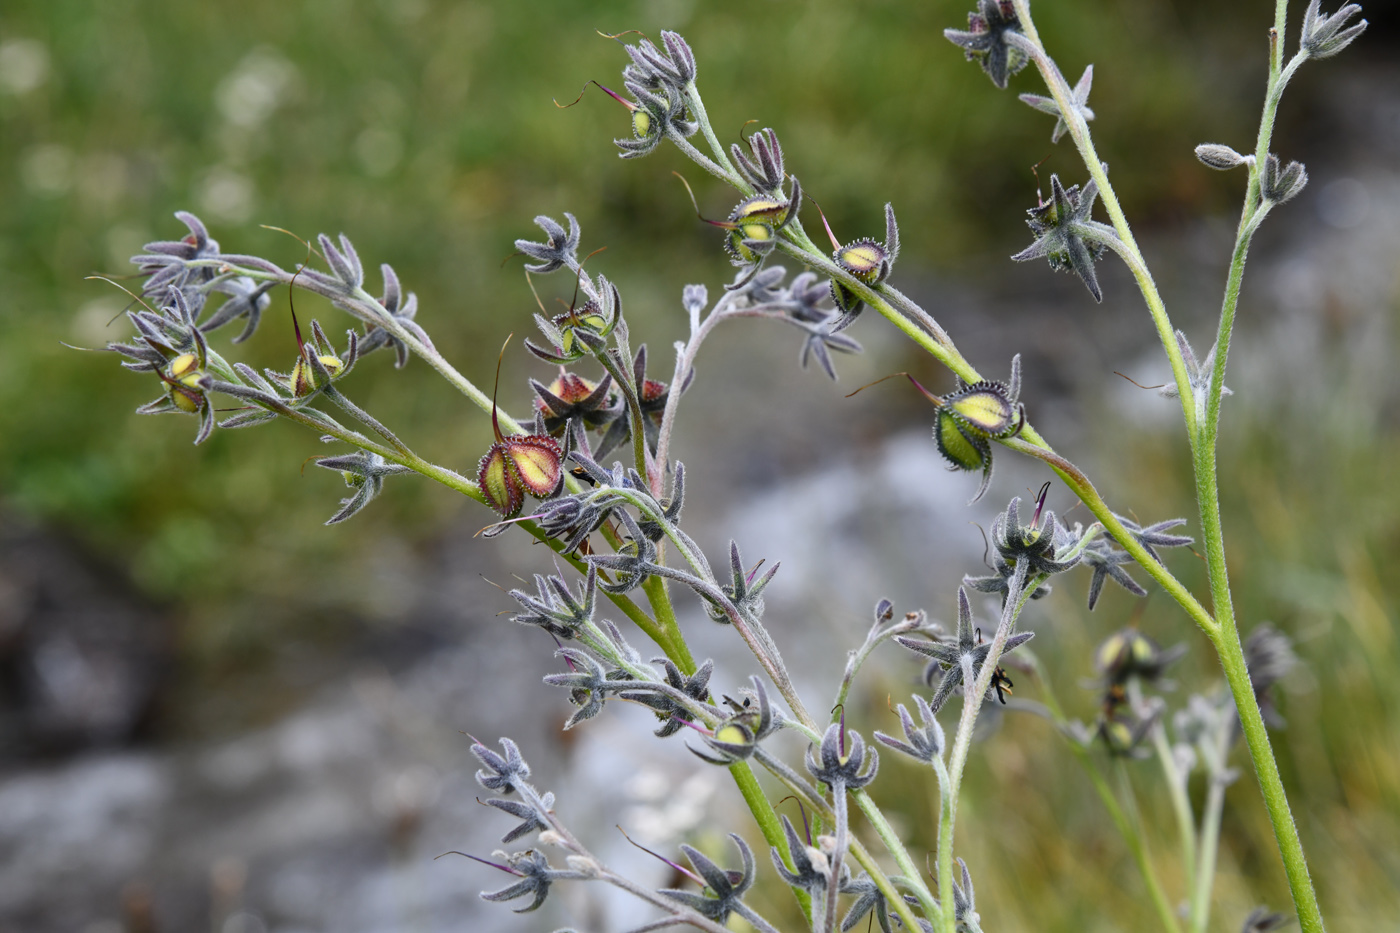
[1108,760,1183,933]
[935,565,1039,933]
[1031,658,1182,933]
[728,758,813,919]
[850,788,941,920]
[1002,23,1197,432]
[1185,0,1323,923]
[1191,733,1230,933]
[822,784,850,933]
[640,575,696,674]
[684,80,746,185]
[1154,722,1199,899]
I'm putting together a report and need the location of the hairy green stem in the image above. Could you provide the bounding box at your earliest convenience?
[935,565,1037,933]
[1000,6,1325,923]
[640,576,696,674]
[729,759,813,918]
[1188,1,1323,925]
[1002,24,1197,431]
[851,788,941,920]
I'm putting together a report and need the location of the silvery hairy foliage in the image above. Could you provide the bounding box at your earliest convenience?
[83,2,1368,930]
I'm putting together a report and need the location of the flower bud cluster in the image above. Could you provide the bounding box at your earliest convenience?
[107,287,220,444]
[611,31,700,159]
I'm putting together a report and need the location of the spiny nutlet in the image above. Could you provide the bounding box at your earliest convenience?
[478,434,565,517]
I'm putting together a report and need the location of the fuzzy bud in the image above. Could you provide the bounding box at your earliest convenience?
[1195,143,1250,170]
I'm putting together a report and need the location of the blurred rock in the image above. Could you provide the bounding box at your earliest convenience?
[0,513,168,757]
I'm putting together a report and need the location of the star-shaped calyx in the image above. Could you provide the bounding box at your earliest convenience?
[1019,65,1095,143]
[1011,169,1119,302]
[945,0,1029,89]
[897,587,1035,714]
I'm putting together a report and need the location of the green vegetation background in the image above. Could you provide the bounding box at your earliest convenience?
[1,0,1395,929]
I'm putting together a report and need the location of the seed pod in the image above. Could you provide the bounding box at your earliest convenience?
[478,342,565,517]
[943,380,1018,436]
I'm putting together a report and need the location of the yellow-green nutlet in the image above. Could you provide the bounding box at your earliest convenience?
[165,353,206,413]
[674,173,803,275]
[848,355,1024,503]
[818,203,900,325]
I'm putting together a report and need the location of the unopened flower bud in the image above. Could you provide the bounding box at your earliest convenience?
[1195,143,1250,170]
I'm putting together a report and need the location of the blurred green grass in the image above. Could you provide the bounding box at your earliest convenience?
[0,0,1259,711]
[2,0,1396,927]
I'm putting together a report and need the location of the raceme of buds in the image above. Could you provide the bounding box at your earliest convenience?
[472,736,532,795]
[990,485,1081,577]
[275,318,354,398]
[593,52,698,160]
[1011,171,1115,302]
[964,552,1054,606]
[509,565,598,640]
[1020,65,1094,143]
[1195,143,1252,171]
[771,815,831,893]
[805,721,879,791]
[515,213,582,274]
[622,30,698,88]
[1300,0,1367,59]
[1111,513,1194,563]
[543,647,628,728]
[1160,329,1232,426]
[358,262,431,368]
[619,657,713,737]
[110,289,220,444]
[731,127,787,194]
[839,874,897,932]
[945,0,1029,89]
[690,678,780,765]
[1080,539,1147,610]
[704,540,779,625]
[478,848,587,914]
[1078,511,1193,607]
[484,792,554,844]
[199,275,275,344]
[1260,153,1309,204]
[131,210,221,312]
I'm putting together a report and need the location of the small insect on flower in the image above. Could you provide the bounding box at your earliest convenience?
[990,664,1015,704]
[477,337,566,518]
[848,355,1025,502]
